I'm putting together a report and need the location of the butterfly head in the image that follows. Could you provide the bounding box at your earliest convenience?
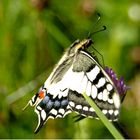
[72,25,106,53]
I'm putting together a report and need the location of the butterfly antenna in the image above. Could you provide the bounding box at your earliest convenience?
[88,25,106,38]
[87,13,106,67]
[87,13,101,37]
[88,13,106,37]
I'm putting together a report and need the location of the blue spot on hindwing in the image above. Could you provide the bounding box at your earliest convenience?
[54,100,61,109]
[41,94,68,113]
[61,99,68,108]
[46,100,54,110]
[42,95,50,104]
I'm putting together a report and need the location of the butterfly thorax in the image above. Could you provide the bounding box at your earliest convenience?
[75,39,93,50]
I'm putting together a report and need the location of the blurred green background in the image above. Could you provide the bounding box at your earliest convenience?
[0,0,140,139]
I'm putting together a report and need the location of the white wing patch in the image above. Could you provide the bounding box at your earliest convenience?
[79,76,88,93]
[106,84,113,91]
[114,110,119,116]
[86,65,100,81]
[97,92,103,100]
[50,109,58,116]
[89,107,95,112]
[108,98,113,104]
[83,106,89,111]
[47,67,85,99]
[91,85,97,99]
[76,105,82,110]
[86,81,92,96]
[69,101,75,107]
[41,110,46,121]
[108,109,113,115]
[58,108,65,115]
[69,72,84,93]
[113,93,120,108]
[102,109,107,114]
[102,89,108,101]
[96,77,106,88]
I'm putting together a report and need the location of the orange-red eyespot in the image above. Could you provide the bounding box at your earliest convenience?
[38,90,45,99]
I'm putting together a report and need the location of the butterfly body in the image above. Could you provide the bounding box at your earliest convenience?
[25,38,120,133]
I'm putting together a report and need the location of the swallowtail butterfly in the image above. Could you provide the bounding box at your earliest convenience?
[24,35,122,134]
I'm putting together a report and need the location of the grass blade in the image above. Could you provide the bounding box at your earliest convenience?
[83,92,124,139]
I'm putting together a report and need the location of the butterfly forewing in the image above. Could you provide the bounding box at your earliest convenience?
[26,39,121,133]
